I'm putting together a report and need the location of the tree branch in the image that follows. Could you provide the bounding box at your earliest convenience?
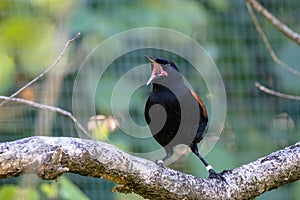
[255,82,300,101]
[0,95,91,138]
[0,136,299,200]
[0,32,81,108]
[247,0,300,46]
[246,1,300,77]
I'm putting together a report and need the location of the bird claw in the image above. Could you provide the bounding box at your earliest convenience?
[155,159,165,168]
[208,170,227,183]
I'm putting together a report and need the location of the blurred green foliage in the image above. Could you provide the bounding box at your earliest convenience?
[0,185,39,200]
[0,0,299,200]
[0,51,15,94]
[0,176,89,200]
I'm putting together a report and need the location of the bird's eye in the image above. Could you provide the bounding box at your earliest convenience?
[165,64,171,68]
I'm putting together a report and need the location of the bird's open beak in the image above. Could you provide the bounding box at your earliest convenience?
[144,55,155,63]
[145,55,168,85]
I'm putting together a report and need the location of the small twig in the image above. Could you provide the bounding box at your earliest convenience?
[0,95,91,139]
[255,82,300,101]
[0,32,81,108]
[246,2,300,77]
[247,0,300,45]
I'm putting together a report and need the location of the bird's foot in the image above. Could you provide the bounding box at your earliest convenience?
[155,159,165,168]
[208,169,227,183]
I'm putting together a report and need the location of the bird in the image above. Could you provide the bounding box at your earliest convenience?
[144,55,224,180]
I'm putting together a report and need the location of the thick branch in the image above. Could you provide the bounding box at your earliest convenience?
[0,136,299,199]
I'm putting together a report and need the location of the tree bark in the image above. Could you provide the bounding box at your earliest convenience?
[0,136,299,199]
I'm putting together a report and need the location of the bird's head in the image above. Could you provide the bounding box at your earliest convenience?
[145,55,181,86]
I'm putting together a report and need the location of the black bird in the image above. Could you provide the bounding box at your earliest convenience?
[144,55,224,180]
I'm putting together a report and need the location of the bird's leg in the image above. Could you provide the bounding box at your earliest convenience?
[190,143,226,182]
[156,148,174,168]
